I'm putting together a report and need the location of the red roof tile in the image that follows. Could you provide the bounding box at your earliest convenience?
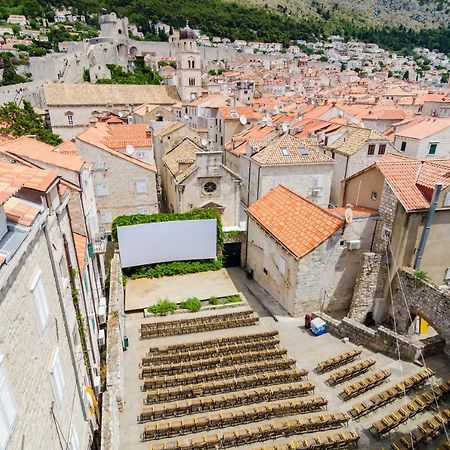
[247,185,344,259]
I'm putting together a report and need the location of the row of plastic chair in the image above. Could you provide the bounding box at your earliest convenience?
[141,309,254,330]
[349,368,435,419]
[140,316,259,339]
[256,430,360,450]
[340,370,391,401]
[146,330,278,355]
[142,358,302,390]
[143,338,280,365]
[315,348,362,374]
[149,430,359,450]
[327,359,376,386]
[139,395,327,423]
[371,379,450,439]
[437,440,450,450]
[145,374,315,405]
[142,411,349,441]
[390,409,450,450]
[140,347,288,377]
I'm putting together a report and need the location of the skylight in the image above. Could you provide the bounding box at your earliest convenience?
[281,147,291,156]
[299,147,309,156]
[229,110,238,118]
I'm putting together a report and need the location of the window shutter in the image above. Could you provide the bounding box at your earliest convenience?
[0,357,17,450]
[31,274,49,332]
[51,351,65,406]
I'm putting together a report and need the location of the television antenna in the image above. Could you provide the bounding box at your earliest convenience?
[126,144,135,155]
[239,115,248,125]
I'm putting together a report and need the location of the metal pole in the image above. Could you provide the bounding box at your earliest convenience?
[413,183,442,270]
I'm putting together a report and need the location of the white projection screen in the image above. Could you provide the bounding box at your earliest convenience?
[117,219,217,268]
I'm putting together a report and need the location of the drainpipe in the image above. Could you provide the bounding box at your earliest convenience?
[43,222,92,430]
[413,183,442,270]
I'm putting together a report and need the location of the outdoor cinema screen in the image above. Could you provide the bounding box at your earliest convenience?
[117,219,217,268]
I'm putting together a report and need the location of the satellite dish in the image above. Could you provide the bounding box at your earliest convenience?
[201,138,208,146]
[345,206,353,224]
[118,112,124,118]
[126,144,135,155]
[183,114,189,120]
[239,115,248,125]
[281,122,289,132]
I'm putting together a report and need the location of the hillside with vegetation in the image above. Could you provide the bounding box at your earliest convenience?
[0,0,449,54]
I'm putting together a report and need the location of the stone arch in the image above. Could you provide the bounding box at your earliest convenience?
[129,46,138,57]
[391,268,450,351]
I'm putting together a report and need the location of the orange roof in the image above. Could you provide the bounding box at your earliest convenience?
[73,232,87,274]
[0,136,85,172]
[105,124,152,149]
[218,106,263,121]
[3,196,40,226]
[0,161,57,204]
[394,117,450,140]
[247,185,344,259]
[376,154,450,211]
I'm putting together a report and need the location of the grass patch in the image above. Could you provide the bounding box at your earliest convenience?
[147,299,178,316]
[209,294,242,305]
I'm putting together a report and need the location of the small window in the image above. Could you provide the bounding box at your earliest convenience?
[203,181,217,193]
[378,144,386,155]
[31,272,50,333]
[100,210,112,224]
[278,256,286,274]
[0,356,17,449]
[67,115,74,126]
[371,191,378,200]
[368,144,375,155]
[443,192,450,207]
[280,147,290,156]
[96,183,108,197]
[400,141,406,152]
[135,180,147,194]
[93,161,106,171]
[429,143,437,155]
[299,147,309,156]
[50,349,65,406]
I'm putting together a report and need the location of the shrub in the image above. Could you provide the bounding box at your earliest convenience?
[179,297,202,312]
[225,294,241,303]
[147,299,178,316]
[209,296,220,305]
[413,269,431,284]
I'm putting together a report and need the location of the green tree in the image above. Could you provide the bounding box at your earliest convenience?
[0,101,62,146]
[1,55,27,86]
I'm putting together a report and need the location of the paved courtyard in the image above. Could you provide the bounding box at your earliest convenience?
[120,268,450,450]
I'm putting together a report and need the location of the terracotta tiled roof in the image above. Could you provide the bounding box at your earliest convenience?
[4,196,40,226]
[251,134,333,165]
[218,106,263,121]
[163,138,203,181]
[329,126,387,156]
[0,161,57,204]
[73,232,87,274]
[0,136,85,172]
[394,117,450,140]
[376,153,450,211]
[105,124,152,149]
[247,185,344,259]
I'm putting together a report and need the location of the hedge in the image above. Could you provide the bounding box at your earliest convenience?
[114,209,224,279]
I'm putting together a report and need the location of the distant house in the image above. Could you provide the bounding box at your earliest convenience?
[392,116,450,159]
[240,133,334,207]
[324,126,398,205]
[161,137,241,226]
[76,121,158,230]
[246,185,376,316]
[7,15,27,28]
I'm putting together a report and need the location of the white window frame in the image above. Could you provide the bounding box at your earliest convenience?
[50,349,65,407]
[443,192,450,207]
[0,356,17,450]
[30,272,50,333]
[67,115,74,126]
[96,183,108,197]
[100,210,112,224]
[135,180,147,194]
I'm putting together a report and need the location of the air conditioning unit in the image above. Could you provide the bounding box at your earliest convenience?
[346,239,361,250]
[93,375,101,396]
[98,305,106,324]
[98,329,105,346]
[311,188,321,197]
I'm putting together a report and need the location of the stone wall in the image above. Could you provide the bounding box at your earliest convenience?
[348,252,387,323]
[101,251,125,450]
[313,312,444,361]
[373,181,398,253]
[391,268,450,352]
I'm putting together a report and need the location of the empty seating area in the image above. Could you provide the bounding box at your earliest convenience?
[340,370,391,401]
[437,440,450,450]
[370,379,450,439]
[349,368,435,419]
[390,409,450,450]
[315,349,362,374]
[327,359,376,386]
[140,309,258,339]
[143,411,350,442]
